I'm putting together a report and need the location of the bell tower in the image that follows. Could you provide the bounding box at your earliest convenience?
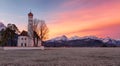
[28,11,33,38]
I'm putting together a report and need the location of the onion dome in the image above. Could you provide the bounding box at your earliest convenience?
[28,12,33,16]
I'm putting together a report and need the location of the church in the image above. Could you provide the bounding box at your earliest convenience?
[17,12,41,47]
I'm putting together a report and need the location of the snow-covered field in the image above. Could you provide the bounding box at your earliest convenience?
[0,47,120,66]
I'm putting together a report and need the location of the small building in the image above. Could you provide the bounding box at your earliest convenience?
[17,30,41,47]
[17,31,32,47]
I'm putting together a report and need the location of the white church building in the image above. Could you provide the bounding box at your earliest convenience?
[17,12,41,47]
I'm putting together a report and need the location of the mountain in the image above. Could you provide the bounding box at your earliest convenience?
[47,35,68,42]
[44,35,120,47]
[102,38,120,46]
[80,36,100,40]
[49,35,101,41]
[69,36,80,40]
[0,22,6,31]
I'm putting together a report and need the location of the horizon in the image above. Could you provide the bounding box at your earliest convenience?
[0,0,120,39]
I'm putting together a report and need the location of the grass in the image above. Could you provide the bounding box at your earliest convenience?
[0,47,120,66]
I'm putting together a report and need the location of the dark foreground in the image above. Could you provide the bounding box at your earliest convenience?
[0,47,120,66]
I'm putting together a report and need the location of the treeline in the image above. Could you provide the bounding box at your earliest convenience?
[0,23,19,46]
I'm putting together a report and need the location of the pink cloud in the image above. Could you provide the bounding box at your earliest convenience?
[61,0,120,8]
[47,0,120,39]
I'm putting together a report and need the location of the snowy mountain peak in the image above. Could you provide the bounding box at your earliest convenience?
[48,35,68,42]
[73,36,102,41]
[69,36,80,40]
[82,36,99,39]
[47,35,120,46]
[102,38,119,44]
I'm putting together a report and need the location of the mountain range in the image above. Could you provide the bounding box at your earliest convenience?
[44,35,120,47]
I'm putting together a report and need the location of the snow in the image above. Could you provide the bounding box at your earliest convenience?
[69,36,80,40]
[81,36,100,40]
[48,35,68,42]
[47,35,120,45]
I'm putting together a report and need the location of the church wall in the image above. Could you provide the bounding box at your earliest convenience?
[17,36,29,47]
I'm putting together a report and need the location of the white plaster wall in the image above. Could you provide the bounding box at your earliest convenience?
[28,38,34,47]
[38,40,42,47]
[18,36,41,47]
[17,36,29,47]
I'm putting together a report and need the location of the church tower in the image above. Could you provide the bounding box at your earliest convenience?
[28,11,33,38]
[28,11,34,46]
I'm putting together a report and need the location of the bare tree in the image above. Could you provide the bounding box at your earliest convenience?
[33,19,39,47]
[38,20,49,46]
[33,19,49,46]
[33,19,39,31]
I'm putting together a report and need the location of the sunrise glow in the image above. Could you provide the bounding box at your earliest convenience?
[0,0,120,39]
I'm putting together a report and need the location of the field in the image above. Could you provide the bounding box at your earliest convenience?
[0,47,120,66]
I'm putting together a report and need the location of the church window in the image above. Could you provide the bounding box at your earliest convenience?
[25,43,27,47]
[21,43,23,47]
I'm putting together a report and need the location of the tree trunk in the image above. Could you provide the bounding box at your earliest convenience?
[36,37,38,47]
[33,37,36,47]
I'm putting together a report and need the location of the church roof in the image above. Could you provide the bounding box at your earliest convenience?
[28,12,33,16]
[20,30,28,36]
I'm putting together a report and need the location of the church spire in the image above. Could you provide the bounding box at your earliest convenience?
[28,9,33,16]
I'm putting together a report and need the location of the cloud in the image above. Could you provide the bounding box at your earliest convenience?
[48,0,120,39]
[61,0,120,8]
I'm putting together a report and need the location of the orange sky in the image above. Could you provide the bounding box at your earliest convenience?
[1,0,120,39]
[47,0,120,39]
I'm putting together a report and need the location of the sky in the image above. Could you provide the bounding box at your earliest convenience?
[0,0,120,39]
